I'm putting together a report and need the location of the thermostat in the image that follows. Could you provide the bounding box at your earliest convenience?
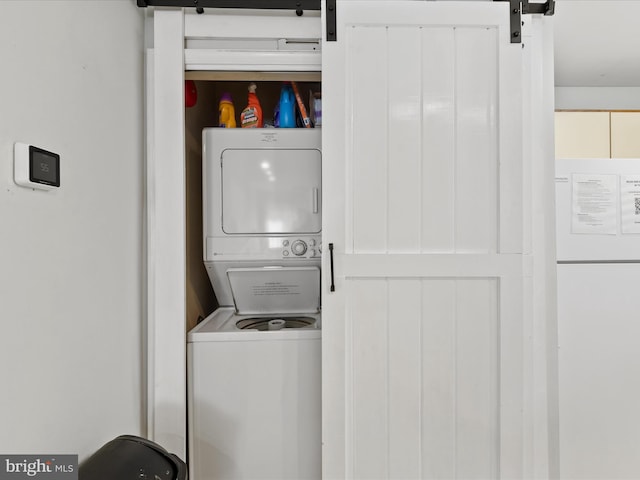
[14,142,60,190]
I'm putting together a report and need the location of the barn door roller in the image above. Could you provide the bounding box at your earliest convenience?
[326,0,337,41]
[494,0,555,44]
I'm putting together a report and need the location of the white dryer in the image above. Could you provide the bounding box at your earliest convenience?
[202,128,322,301]
[188,129,322,480]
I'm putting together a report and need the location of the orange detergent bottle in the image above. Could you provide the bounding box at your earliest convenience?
[240,83,263,128]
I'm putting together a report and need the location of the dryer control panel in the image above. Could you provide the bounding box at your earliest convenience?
[281,238,321,259]
[206,235,322,261]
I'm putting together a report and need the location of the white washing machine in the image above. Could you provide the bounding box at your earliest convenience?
[187,267,321,480]
[188,129,322,480]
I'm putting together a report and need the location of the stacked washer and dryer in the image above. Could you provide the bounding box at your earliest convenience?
[187,129,322,480]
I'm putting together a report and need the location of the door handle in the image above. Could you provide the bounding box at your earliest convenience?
[312,188,319,214]
[329,243,335,292]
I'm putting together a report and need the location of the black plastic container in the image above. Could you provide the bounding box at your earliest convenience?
[79,435,187,480]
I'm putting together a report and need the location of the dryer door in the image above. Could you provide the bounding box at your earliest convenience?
[221,148,321,234]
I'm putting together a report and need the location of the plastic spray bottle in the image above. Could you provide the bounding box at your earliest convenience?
[240,83,263,128]
[218,93,236,128]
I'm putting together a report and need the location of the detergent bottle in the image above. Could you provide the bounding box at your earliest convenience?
[218,93,236,128]
[185,80,197,108]
[278,82,296,128]
[273,100,280,128]
[240,83,263,128]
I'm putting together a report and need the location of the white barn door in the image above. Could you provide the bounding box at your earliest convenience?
[321,2,530,479]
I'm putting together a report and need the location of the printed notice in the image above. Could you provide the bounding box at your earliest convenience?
[571,174,617,235]
[252,283,301,297]
[621,175,640,234]
[227,267,320,314]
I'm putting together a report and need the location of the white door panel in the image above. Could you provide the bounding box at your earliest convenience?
[388,28,422,253]
[345,24,508,255]
[421,26,457,253]
[340,276,522,479]
[348,25,387,253]
[322,2,528,478]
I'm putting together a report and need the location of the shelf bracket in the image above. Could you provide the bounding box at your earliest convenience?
[494,0,555,44]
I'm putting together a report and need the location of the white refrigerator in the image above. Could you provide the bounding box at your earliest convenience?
[556,159,640,479]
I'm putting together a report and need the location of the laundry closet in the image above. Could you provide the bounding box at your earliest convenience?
[145,2,559,479]
[183,74,322,329]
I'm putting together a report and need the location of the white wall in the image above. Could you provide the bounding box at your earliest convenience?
[553,1,640,89]
[553,1,640,110]
[0,1,145,461]
[555,87,640,110]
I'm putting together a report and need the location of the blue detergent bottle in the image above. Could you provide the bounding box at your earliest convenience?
[278,83,296,128]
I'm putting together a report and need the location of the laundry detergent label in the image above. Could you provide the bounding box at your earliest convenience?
[240,107,259,128]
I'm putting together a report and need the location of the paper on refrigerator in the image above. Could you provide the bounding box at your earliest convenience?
[571,174,617,235]
[621,175,640,234]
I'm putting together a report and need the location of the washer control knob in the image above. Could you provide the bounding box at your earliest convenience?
[283,250,290,256]
[309,239,317,247]
[283,240,290,247]
[291,240,308,256]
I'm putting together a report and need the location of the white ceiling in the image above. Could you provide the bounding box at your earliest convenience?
[553,0,640,86]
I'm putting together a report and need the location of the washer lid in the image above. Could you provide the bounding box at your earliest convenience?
[226,266,320,315]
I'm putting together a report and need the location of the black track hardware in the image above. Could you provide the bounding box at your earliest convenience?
[326,0,336,42]
[137,0,320,15]
[137,0,553,44]
[493,0,556,44]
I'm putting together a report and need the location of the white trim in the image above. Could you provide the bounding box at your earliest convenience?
[524,15,561,480]
[144,47,155,442]
[184,9,321,40]
[148,8,187,459]
[183,10,322,72]
[185,49,321,72]
[337,254,533,278]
